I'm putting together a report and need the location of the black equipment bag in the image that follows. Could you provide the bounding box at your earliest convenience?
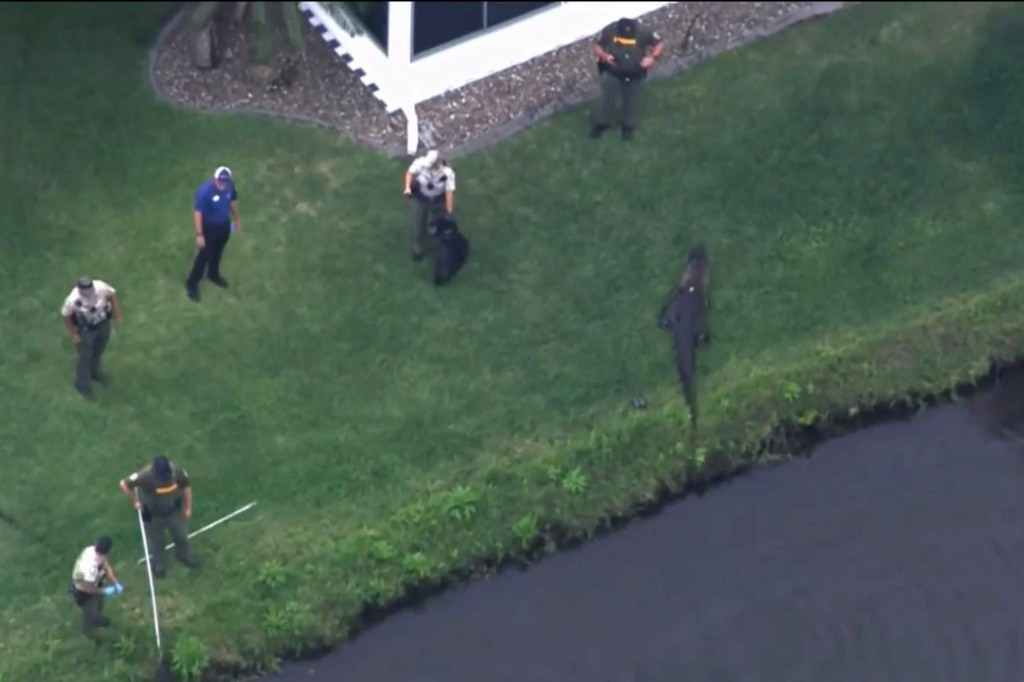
[431,214,470,286]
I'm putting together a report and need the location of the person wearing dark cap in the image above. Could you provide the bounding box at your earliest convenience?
[590,17,664,141]
[70,535,123,642]
[185,165,241,302]
[60,276,123,400]
[119,455,199,577]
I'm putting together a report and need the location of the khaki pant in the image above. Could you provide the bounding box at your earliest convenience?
[75,320,110,392]
[592,72,641,129]
[73,590,109,640]
[410,196,446,256]
[145,510,193,573]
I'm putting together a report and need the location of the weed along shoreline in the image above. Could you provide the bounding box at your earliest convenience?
[219,279,1024,681]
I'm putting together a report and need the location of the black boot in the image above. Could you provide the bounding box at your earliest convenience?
[177,554,201,568]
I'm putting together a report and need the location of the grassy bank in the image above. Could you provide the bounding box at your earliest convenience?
[2,2,1024,680]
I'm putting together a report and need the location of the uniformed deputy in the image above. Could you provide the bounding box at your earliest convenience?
[185,165,241,303]
[119,455,200,577]
[590,17,664,141]
[60,276,124,401]
[70,536,123,642]
[403,150,456,262]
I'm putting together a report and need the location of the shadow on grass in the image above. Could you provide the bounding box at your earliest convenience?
[201,356,1024,681]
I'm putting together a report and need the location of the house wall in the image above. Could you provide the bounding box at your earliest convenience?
[399,1,673,104]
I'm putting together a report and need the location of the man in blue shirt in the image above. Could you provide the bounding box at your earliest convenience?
[185,166,241,302]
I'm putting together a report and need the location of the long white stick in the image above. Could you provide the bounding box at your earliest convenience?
[136,501,257,565]
[136,499,163,652]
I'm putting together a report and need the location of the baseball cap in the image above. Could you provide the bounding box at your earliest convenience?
[215,166,233,182]
[617,17,638,37]
[152,455,173,482]
[76,276,94,290]
[424,150,440,167]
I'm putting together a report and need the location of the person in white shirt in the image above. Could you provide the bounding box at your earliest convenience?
[70,536,123,641]
[60,276,123,401]
[403,150,456,262]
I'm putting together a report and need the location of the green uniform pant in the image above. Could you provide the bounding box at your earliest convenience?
[74,320,110,391]
[592,72,640,129]
[145,511,192,572]
[78,593,107,640]
[410,196,446,255]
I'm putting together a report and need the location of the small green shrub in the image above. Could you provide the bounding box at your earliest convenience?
[400,552,434,581]
[561,467,588,495]
[263,601,307,641]
[253,560,289,594]
[444,485,480,522]
[512,513,540,550]
[171,634,210,681]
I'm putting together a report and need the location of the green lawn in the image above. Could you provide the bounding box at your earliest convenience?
[2,2,1024,680]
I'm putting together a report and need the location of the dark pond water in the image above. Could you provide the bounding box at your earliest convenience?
[269,369,1024,682]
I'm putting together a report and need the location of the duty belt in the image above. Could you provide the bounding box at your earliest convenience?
[75,316,109,331]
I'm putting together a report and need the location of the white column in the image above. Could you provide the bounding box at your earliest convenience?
[387,2,413,67]
[387,2,417,155]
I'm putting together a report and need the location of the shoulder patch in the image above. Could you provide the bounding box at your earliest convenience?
[129,472,139,482]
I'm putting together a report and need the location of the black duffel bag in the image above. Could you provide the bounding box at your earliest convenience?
[430,213,470,286]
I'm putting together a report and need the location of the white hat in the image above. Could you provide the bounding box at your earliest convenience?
[423,150,440,166]
[214,166,233,181]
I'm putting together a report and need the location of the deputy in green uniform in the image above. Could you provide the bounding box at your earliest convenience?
[119,455,200,577]
[70,535,123,642]
[590,17,664,141]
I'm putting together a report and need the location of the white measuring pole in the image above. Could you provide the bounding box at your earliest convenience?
[137,501,257,565]
[135,493,163,652]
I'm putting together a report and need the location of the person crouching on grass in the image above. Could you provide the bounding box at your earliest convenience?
[403,150,455,262]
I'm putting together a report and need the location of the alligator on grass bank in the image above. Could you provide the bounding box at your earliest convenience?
[656,243,711,427]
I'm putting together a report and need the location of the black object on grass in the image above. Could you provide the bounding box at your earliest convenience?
[154,655,174,681]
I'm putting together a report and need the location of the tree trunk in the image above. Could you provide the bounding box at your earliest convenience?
[191,21,216,70]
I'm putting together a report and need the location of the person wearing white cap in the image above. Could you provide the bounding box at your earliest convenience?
[403,150,455,262]
[185,165,241,302]
[61,275,123,401]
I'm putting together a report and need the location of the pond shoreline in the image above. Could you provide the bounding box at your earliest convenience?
[219,357,1024,681]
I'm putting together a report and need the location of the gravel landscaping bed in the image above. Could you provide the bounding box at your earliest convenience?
[149,2,849,158]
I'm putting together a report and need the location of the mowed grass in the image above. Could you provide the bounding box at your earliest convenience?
[2,1,1024,679]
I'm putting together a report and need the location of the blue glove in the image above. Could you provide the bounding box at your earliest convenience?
[230,221,237,233]
[114,582,124,594]
[103,586,116,596]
